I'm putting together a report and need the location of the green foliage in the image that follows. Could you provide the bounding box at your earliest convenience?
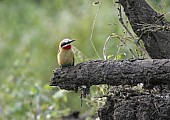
[0,0,170,119]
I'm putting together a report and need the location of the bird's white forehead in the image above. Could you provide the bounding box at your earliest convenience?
[62,38,71,43]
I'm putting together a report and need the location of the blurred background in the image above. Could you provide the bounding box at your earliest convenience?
[0,0,170,119]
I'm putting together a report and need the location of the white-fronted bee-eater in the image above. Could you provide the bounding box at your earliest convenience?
[57,38,75,68]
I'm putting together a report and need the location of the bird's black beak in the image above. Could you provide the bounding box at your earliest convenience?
[68,39,75,44]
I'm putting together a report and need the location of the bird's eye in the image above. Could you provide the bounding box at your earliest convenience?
[61,43,65,47]
[61,42,67,47]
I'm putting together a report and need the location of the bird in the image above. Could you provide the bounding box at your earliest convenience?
[57,38,75,68]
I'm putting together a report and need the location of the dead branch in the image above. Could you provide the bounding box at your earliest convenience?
[50,59,170,91]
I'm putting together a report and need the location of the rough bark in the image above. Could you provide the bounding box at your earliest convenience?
[119,0,170,59]
[50,59,170,90]
[98,86,170,120]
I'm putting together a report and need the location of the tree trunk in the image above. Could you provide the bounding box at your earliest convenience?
[119,0,170,59]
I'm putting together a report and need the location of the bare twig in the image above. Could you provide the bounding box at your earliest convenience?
[90,1,102,60]
[103,33,136,60]
[111,33,137,59]
[137,23,170,33]
[103,35,112,60]
[118,4,135,42]
[117,3,148,58]
[114,43,121,60]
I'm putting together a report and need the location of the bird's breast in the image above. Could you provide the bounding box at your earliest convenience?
[57,49,74,66]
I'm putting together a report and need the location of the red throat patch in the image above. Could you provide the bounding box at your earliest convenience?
[62,45,71,50]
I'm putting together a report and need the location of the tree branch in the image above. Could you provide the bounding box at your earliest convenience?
[119,0,170,59]
[50,59,170,90]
